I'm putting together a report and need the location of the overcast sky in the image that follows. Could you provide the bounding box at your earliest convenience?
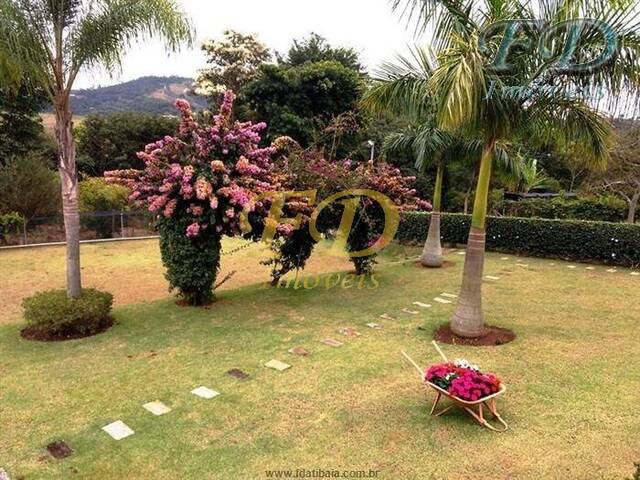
[74,0,422,89]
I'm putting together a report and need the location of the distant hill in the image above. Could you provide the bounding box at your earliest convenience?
[63,76,208,116]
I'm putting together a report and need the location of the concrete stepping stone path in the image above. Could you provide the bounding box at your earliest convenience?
[102,421,135,440]
[366,323,382,329]
[434,297,452,304]
[265,360,291,372]
[288,347,310,356]
[379,314,396,321]
[440,293,457,299]
[401,308,419,315]
[191,387,220,399]
[567,265,577,269]
[338,327,361,338]
[413,302,432,309]
[607,269,618,273]
[631,272,640,276]
[142,401,172,416]
[485,276,501,281]
[322,338,343,348]
[586,267,596,271]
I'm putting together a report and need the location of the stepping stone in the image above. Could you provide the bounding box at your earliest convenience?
[586,267,596,271]
[338,327,361,338]
[366,323,382,329]
[413,302,432,309]
[607,269,618,273]
[46,441,73,459]
[227,368,250,380]
[102,421,135,441]
[401,308,419,315]
[191,386,220,399]
[322,338,343,348]
[434,297,452,304]
[567,265,577,269]
[265,360,291,372]
[457,251,466,255]
[379,314,396,321]
[288,347,310,356]
[485,275,501,281]
[142,401,172,416]
[631,272,640,276]
[440,293,457,299]
[0,468,9,480]
[501,257,509,261]
[516,263,529,268]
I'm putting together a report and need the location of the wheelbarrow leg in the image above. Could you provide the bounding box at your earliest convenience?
[429,392,441,415]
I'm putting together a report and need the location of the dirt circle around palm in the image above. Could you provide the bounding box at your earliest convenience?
[414,260,456,269]
[434,325,516,346]
[20,318,114,342]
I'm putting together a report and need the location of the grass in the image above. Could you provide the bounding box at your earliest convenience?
[1,240,639,479]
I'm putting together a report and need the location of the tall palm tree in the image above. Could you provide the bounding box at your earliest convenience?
[0,0,192,298]
[381,0,639,337]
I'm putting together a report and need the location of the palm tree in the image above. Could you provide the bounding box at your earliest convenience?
[381,0,639,337]
[0,0,192,298]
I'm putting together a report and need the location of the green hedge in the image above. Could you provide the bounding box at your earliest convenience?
[503,196,628,222]
[398,212,640,267]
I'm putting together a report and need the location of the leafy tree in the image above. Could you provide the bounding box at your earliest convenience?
[78,177,130,237]
[280,33,362,72]
[244,60,364,146]
[367,0,639,338]
[193,30,271,101]
[0,0,192,298]
[76,112,178,175]
[0,83,47,163]
[0,153,60,220]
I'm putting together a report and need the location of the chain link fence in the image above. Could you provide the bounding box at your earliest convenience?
[2,210,157,247]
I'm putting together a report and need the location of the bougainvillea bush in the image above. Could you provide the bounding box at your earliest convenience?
[425,360,502,402]
[106,92,281,305]
[264,145,431,282]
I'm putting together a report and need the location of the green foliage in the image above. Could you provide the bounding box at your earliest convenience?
[0,211,24,244]
[399,212,640,267]
[0,153,60,219]
[0,84,47,163]
[243,61,363,146]
[76,112,178,175]
[281,33,362,72]
[78,178,130,238]
[505,196,628,223]
[22,288,113,337]
[157,216,222,306]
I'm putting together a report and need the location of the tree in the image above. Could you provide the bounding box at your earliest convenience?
[369,0,639,338]
[593,126,640,223]
[244,60,364,146]
[0,153,60,220]
[0,0,192,298]
[193,30,271,102]
[0,83,47,163]
[280,33,362,72]
[76,112,178,176]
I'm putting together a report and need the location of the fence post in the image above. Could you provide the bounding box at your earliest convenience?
[22,220,28,245]
[120,212,125,238]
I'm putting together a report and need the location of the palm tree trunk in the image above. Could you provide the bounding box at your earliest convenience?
[421,163,444,267]
[451,140,494,338]
[54,95,82,298]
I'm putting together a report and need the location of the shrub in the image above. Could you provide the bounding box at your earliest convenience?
[398,212,640,267]
[22,289,113,338]
[79,178,130,238]
[504,196,628,222]
[0,212,24,244]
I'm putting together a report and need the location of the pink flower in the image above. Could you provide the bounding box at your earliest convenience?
[186,222,201,238]
[195,177,213,200]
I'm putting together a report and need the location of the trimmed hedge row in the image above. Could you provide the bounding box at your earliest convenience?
[398,212,640,267]
[503,196,629,223]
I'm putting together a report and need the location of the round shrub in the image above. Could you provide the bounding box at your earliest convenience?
[22,289,114,340]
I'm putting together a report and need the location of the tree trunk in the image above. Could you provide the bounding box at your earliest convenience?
[451,141,494,338]
[54,96,82,298]
[627,190,639,223]
[421,163,444,267]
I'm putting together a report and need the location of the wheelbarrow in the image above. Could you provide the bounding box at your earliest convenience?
[402,341,508,432]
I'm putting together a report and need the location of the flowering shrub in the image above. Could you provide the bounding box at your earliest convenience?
[263,148,431,282]
[425,359,501,402]
[106,91,280,304]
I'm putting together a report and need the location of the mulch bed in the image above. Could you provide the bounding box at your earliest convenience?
[434,325,516,346]
[414,260,456,269]
[46,441,73,459]
[20,318,114,343]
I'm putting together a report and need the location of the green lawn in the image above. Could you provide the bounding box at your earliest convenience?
[1,241,639,479]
